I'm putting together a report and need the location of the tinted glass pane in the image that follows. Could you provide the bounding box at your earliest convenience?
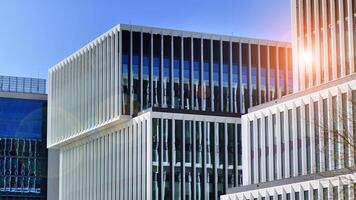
[203,40,212,111]
[173,37,182,109]
[163,35,172,108]
[0,98,46,139]
[143,33,151,109]
[241,44,249,113]
[122,30,130,115]
[232,42,240,112]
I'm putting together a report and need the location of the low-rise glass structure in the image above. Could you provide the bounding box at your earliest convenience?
[0,76,48,199]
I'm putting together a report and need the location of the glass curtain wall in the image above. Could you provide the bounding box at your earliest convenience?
[152,118,240,200]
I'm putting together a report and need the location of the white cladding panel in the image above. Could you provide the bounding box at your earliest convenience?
[48,30,120,147]
[242,77,356,186]
[59,113,150,200]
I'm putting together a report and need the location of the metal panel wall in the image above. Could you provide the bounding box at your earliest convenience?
[242,77,356,186]
[59,113,150,200]
[48,30,120,147]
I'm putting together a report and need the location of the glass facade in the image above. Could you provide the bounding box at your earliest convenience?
[0,76,46,94]
[120,31,291,116]
[152,118,241,200]
[0,98,47,199]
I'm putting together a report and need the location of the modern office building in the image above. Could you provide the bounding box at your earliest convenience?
[0,75,48,199]
[47,24,292,200]
[222,0,356,199]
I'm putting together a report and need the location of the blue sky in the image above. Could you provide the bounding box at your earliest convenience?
[0,0,291,80]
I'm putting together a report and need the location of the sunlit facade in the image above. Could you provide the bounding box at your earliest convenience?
[47,24,291,200]
[222,0,356,199]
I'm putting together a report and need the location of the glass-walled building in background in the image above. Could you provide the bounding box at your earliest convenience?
[0,76,48,199]
[47,24,292,200]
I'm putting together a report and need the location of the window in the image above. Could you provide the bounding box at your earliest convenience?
[163,119,172,198]
[143,33,151,109]
[241,44,249,113]
[203,39,212,111]
[163,35,172,108]
[183,38,191,110]
[153,34,162,107]
[250,121,254,183]
[227,124,235,188]
[319,0,325,84]
[193,38,202,110]
[297,107,302,175]
[232,43,240,112]
[132,32,141,115]
[269,47,277,100]
[342,93,348,167]
[213,40,221,112]
[278,47,286,96]
[353,91,356,166]
[251,44,258,106]
[314,101,320,172]
[223,42,230,111]
[174,120,182,199]
[323,98,329,170]
[332,96,339,168]
[280,111,285,178]
[152,119,160,199]
[272,114,277,180]
[288,109,294,176]
[217,123,225,196]
[260,46,268,102]
[173,37,182,109]
[265,116,269,181]
[305,104,311,174]
[257,119,261,183]
[185,120,192,199]
[122,30,130,115]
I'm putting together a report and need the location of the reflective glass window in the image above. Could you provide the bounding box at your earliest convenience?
[232,43,240,112]
[305,104,311,174]
[203,40,212,111]
[323,98,329,170]
[132,32,141,115]
[153,35,161,107]
[174,120,182,199]
[173,37,182,109]
[183,38,191,110]
[0,99,46,139]
[213,40,221,112]
[193,38,202,110]
[265,116,269,181]
[122,31,130,115]
[278,47,286,97]
[241,44,249,113]
[222,42,230,112]
[260,46,268,103]
[288,109,294,176]
[269,46,277,100]
[297,107,302,175]
[163,35,172,108]
[251,44,258,106]
[143,33,151,109]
